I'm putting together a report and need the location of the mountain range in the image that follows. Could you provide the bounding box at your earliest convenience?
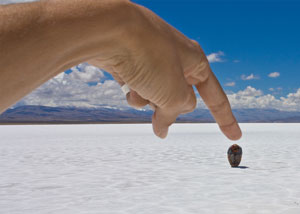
[1,105,300,124]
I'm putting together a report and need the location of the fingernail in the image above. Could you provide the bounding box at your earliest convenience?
[220,122,242,141]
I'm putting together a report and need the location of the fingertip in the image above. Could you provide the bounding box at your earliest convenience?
[152,112,169,139]
[220,122,242,141]
[153,126,169,139]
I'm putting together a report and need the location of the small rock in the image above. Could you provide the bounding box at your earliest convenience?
[227,144,242,167]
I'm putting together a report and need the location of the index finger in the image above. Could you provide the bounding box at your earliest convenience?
[195,69,242,140]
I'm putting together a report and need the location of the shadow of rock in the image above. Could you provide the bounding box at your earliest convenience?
[232,166,249,169]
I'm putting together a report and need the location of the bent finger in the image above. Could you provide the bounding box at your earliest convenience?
[152,86,196,139]
[196,69,242,140]
[152,107,178,139]
[111,72,150,109]
[126,89,150,109]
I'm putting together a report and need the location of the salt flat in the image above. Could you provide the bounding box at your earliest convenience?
[0,123,300,214]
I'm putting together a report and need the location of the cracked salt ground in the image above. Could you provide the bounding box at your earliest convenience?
[0,124,300,214]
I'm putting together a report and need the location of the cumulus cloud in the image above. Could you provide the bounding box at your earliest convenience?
[227,87,299,111]
[70,63,104,83]
[241,73,259,80]
[225,82,235,87]
[207,51,225,63]
[235,86,263,97]
[17,63,129,109]
[269,87,282,92]
[268,72,280,78]
[280,89,300,110]
[195,86,300,111]
[227,86,273,109]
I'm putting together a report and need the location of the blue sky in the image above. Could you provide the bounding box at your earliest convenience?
[133,0,300,97]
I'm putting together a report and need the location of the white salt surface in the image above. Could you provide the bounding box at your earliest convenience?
[0,123,300,214]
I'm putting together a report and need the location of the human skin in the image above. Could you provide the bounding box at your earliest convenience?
[0,0,242,140]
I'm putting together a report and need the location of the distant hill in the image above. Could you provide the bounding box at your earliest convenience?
[0,105,300,123]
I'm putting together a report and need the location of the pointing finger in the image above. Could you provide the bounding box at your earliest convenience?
[178,40,242,140]
[196,69,242,140]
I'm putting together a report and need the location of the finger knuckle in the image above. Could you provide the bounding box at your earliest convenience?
[208,99,228,114]
[196,63,211,83]
[186,42,212,84]
[161,89,196,115]
[159,91,182,111]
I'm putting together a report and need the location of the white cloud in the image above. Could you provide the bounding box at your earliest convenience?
[268,72,280,78]
[269,87,282,91]
[233,60,240,63]
[17,63,129,109]
[228,87,300,111]
[196,86,300,111]
[0,0,38,4]
[227,86,274,109]
[241,73,259,80]
[280,89,300,110]
[225,82,235,87]
[268,87,283,95]
[236,86,263,97]
[69,64,104,83]
[207,51,225,63]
